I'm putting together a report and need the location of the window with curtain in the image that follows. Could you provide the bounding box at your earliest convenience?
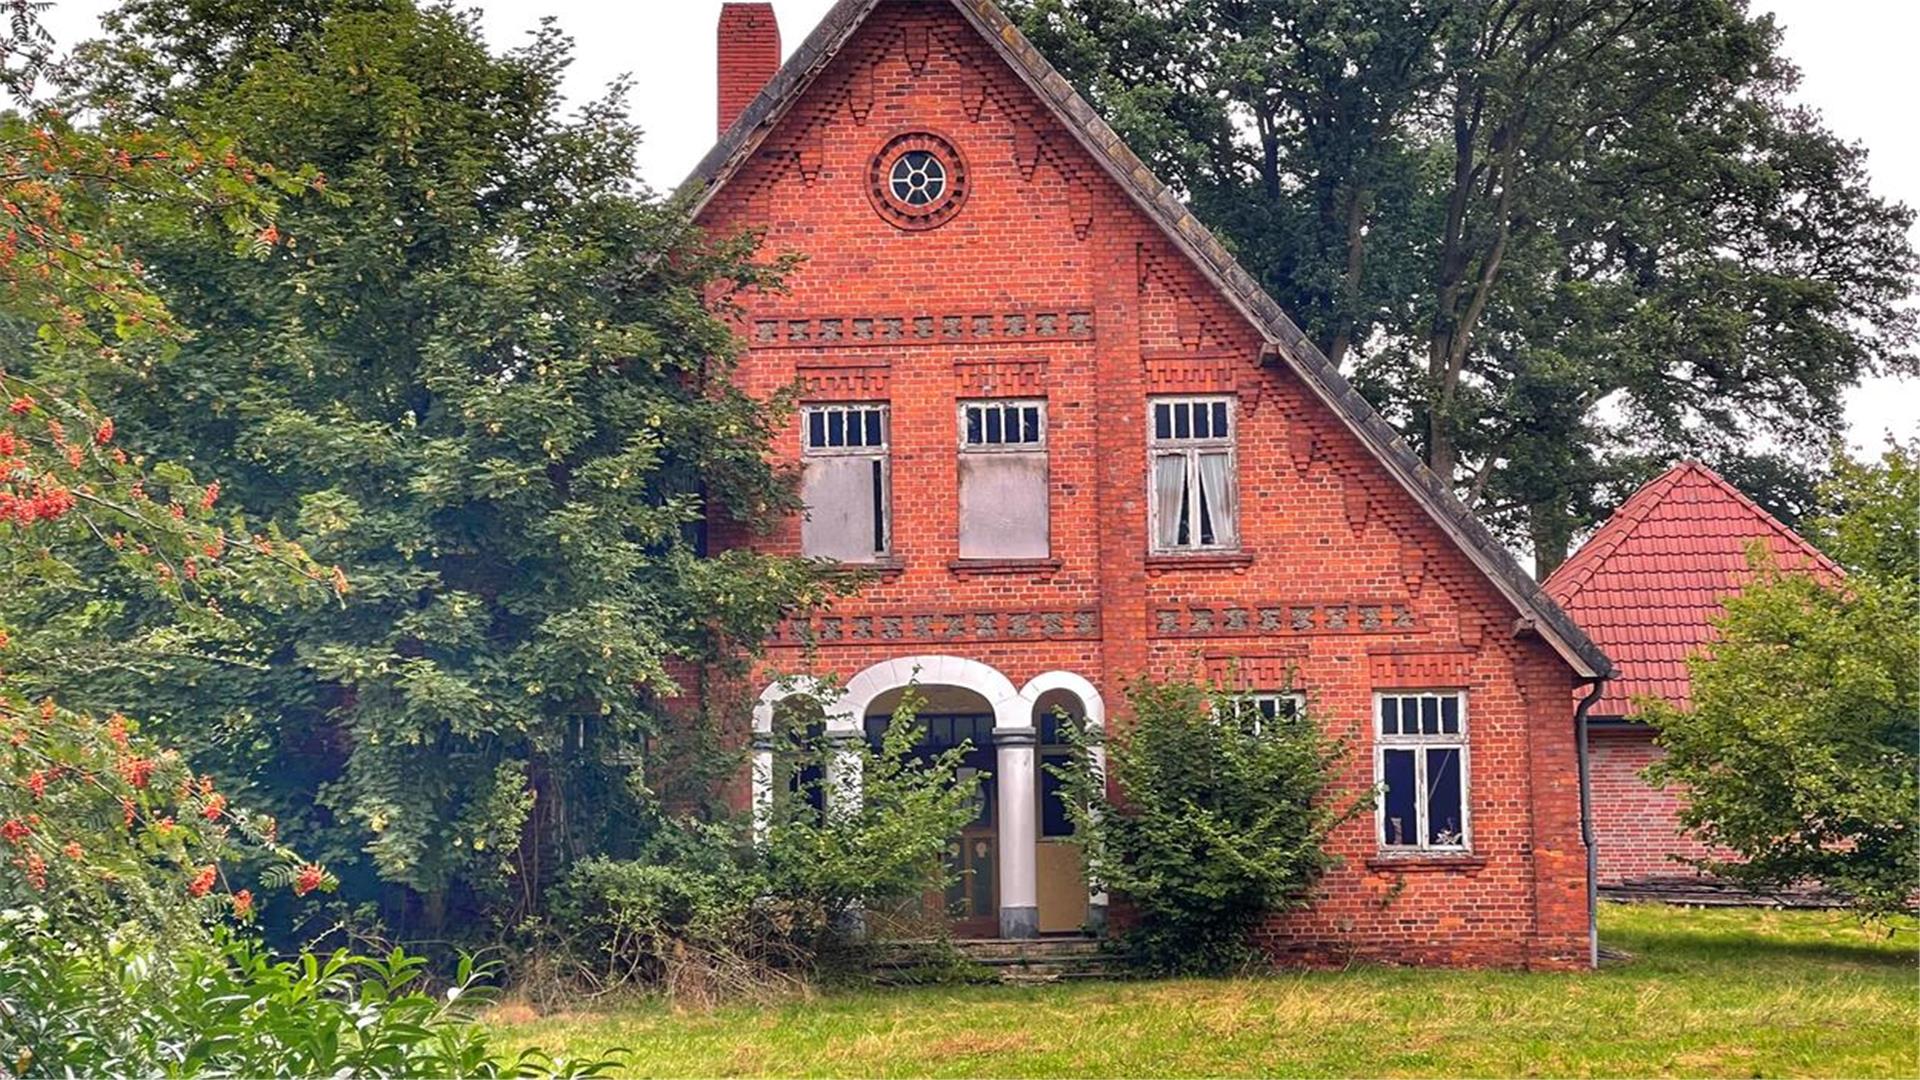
[1148,396,1239,553]
[1376,690,1470,851]
[800,403,889,561]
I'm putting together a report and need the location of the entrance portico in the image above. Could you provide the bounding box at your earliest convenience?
[752,655,1104,939]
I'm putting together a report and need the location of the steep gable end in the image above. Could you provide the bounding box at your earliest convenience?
[1544,462,1840,716]
[678,0,1609,679]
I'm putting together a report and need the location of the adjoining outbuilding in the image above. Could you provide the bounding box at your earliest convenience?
[1545,461,1842,894]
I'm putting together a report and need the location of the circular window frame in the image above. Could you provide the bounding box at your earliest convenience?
[868,131,968,231]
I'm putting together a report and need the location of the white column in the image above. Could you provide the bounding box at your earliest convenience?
[1085,740,1110,934]
[995,726,1039,938]
[750,736,775,846]
[825,731,866,940]
[824,733,863,819]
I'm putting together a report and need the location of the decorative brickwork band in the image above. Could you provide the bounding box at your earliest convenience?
[1367,646,1477,688]
[773,608,1099,646]
[750,309,1093,348]
[1151,601,1416,638]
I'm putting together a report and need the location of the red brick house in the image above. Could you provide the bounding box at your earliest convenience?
[1543,462,1841,889]
[681,0,1611,969]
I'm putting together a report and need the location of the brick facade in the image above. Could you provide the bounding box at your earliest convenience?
[691,0,1594,970]
[1588,726,1723,885]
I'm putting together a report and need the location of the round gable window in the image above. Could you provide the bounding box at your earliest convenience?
[869,132,967,231]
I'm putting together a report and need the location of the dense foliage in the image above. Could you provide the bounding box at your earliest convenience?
[35,0,834,936]
[546,690,978,1004]
[1055,678,1360,974]
[1012,0,1918,571]
[0,919,615,1077]
[1647,444,1919,917]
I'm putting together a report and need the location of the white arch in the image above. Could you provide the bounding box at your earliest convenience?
[839,654,1026,733]
[751,674,832,735]
[1018,670,1107,731]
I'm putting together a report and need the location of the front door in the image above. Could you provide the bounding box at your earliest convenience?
[878,713,1001,938]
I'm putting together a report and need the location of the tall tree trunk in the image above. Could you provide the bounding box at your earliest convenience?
[1326,185,1369,368]
[1528,499,1575,580]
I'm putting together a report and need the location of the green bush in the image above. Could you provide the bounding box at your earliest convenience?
[543,688,979,1003]
[0,910,616,1077]
[1055,677,1363,974]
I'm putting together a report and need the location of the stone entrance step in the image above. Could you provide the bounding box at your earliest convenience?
[866,936,1123,984]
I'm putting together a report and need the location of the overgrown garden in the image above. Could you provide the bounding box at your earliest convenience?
[0,0,1914,1073]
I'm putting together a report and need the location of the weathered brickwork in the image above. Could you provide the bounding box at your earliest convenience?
[695,0,1591,970]
[1589,726,1724,884]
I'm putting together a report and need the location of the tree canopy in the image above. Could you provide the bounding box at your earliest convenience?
[1646,444,1918,916]
[32,0,830,933]
[1013,0,1918,572]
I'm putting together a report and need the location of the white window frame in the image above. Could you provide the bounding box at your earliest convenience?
[800,402,891,559]
[958,399,1046,452]
[1211,690,1306,735]
[1373,690,1471,853]
[1147,395,1239,554]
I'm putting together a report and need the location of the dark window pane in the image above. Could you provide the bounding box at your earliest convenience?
[866,410,883,447]
[1213,401,1229,436]
[828,410,845,446]
[1426,748,1464,846]
[1023,407,1040,443]
[986,407,1002,443]
[1194,404,1211,438]
[1155,402,1171,440]
[1174,402,1191,439]
[966,407,982,445]
[870,459,886,553]
[1198,465,1216,545]
[1441,695,1459,734]
[1383,749,1418,847]
[1421,696,1440,734]
[1380,697,1398,735]
[1041,752,1074,837]
[808,411,825,448]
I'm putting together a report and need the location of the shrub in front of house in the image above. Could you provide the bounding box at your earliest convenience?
[544,689,979,1004]
[1055,676,1363,975]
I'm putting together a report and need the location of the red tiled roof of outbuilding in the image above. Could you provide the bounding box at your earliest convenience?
[1543,461,1843,718]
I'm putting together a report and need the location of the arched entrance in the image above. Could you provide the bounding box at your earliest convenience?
[752,656,1105,939]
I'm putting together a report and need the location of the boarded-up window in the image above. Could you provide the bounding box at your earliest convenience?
[801,403,889,561]
[1148,396,1238,553]
[957,400,1048,559]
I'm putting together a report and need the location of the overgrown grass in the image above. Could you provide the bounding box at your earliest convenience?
[487,904,1918,1077]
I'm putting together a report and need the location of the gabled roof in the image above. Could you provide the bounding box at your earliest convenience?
[1544,462,1842,717]
[675,0,1611,680]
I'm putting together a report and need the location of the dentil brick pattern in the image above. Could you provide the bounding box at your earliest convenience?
[695,1,1591,970]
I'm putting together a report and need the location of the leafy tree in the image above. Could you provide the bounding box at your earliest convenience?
[1054,677,1361,974]
[1013,0,1918,572]
[42,0,832,934]
[1646,444,1919,917]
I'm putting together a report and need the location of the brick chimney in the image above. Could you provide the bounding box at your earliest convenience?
[717,3,781,136]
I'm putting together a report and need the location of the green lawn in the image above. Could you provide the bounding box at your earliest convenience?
[488,904,1919,1077]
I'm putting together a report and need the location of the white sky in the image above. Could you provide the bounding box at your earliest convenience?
[40,0,1918,448]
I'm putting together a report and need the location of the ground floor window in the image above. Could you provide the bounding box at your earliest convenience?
[1376,690,1469,851]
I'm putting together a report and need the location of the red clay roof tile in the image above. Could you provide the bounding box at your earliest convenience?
[1543,461,1842,718]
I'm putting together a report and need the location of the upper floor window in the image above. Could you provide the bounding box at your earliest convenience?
[958,400,1049,560]
[800,403,889,562]
[1376,691,1469,852]
[1215,690,1306,735]
[1149,396,1239,553]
